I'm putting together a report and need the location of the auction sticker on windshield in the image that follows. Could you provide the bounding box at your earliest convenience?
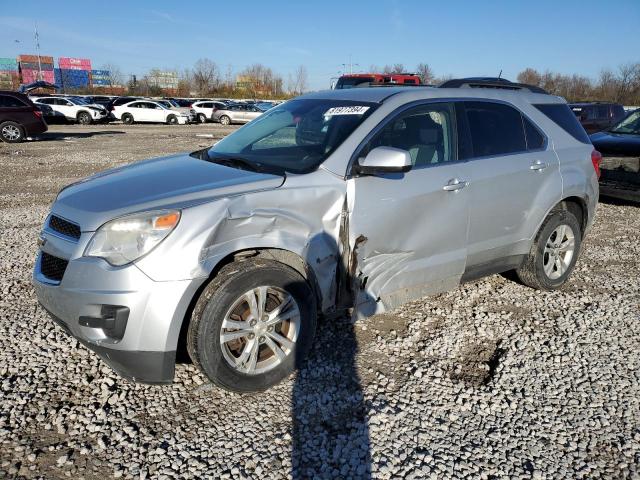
[324,106,370,116]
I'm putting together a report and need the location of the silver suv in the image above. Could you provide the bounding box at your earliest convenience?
[33,79,599,392]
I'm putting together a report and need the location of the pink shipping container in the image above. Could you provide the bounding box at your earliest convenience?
[58,57,92,71]
[21,69,55,83]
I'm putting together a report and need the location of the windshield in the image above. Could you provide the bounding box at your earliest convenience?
[206,99,377,174]
[158,101,174,109]
[609,110,640,134]
[335,77,374,89]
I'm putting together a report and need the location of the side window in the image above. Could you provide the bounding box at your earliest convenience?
[367,103,455,167]
[523,117,545,150]
[464,102,526,157]
[534,104,591,144]
[0,95,27,107]
[61,99,72,106]
[596,105,608,119]
[129,102,141,108]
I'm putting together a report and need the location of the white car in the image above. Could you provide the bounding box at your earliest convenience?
[113,100,190,125]
[191,101,228,123]
[31,96,109,124]
[156,100,196,123]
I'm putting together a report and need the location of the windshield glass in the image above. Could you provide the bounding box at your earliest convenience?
[158,101,174,109]
[335,77,374,89]
[610,110,640,134]
[206,99,377,174]
[69,97,89,105]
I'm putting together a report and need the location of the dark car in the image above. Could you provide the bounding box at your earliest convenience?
[0,90,48,143]
[570,102,626,134]
[590,109,640,202]
[86,95,114,107]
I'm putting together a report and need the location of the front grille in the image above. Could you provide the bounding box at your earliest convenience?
[40,252,68,282]
[49,215,81,240]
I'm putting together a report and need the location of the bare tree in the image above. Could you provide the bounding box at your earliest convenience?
[517,68,542,86]
[192,58,219,96]
[415,63,434,84]
[100,63,124,86]
[383,63,406,74]
[289,65,308,95]
[239,63,284,98]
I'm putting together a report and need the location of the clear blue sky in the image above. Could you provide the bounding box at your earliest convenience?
[1,0,638,90]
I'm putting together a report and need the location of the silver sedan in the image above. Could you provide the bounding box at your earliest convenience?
[212,104,265,125]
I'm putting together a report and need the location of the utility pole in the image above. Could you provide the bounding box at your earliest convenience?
[341,54,359,75]
[34,23,43,81]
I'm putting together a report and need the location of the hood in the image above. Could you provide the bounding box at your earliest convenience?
[590,131,640,157]
[53,153,285,231]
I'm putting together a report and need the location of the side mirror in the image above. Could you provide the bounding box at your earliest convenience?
[354,146,413,175]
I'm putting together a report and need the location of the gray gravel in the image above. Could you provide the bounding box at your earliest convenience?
[1,124,639,479]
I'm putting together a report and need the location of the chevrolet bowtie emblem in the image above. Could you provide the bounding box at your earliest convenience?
[37,236,47,248]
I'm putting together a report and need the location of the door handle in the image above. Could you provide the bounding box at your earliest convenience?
[442,178,468,192]
[530,161,548,171]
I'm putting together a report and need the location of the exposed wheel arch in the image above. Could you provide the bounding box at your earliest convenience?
[559,196,588,234]
[175,247,324,364]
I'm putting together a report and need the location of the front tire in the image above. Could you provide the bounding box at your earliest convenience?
[219,115,231,125]
[198,113,207,123]
[516,208,582,290]
[121,113,134,125]
[187,259,317,392]
[0,122,25,143]
[167,114,178,125]
[77,111,92,125]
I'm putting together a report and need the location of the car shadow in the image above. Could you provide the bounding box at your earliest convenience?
[598,194,639,207]
[37,131,126,141]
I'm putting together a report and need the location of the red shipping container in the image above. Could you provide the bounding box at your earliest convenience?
[21,69,54,83]
[58,64,91,71]
[18,54,54,64]
[58,57,92,68]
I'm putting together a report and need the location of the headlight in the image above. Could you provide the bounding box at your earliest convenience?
[84,210,180,266]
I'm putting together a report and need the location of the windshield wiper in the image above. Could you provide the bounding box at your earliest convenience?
[213,157,262,172]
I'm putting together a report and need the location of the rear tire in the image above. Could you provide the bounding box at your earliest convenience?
[187,259,317,393]
[198,113,207,123]
[77,111,92,125]
[167,114,178,125]
[219,115,231,126]
[516,208,582,290]
[121,113,134,125]
[0,122,25,143]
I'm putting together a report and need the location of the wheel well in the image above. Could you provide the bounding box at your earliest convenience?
[76,110,89,118]
[559,197,587,234]
[175,247,322,363]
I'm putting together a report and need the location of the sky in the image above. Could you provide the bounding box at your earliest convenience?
[0,0,638,91]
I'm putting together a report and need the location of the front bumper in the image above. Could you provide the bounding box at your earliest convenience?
[32,229,205,383]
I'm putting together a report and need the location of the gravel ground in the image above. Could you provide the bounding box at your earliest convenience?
[1,124,639,479]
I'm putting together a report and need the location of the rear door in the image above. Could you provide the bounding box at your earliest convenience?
[460,101,561,274]
[347,101,470,315]
[56,98,76,119]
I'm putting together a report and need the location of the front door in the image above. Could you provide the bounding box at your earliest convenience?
[347,102,470,316]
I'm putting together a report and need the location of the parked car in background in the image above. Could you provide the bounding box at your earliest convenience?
[32,96,109,124]
[85,95,115,107]
[569,102,626,133]
[105,97,143,118]
[0,90,47,142]
[591,109,640,202]
[255,101,276,112]
[113,100,190,124]
[157,100,196,123]
[34,103,56,123]
[212,103,265,125]
[192,101,228,123]
[34,78,599,392]
[168,98,194,108]
[334,72,422,89]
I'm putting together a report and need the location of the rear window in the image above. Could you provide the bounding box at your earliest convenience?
[0,95,27,108]
[534,104,591,144]
[523,117,545,150]
[464,101,527,157]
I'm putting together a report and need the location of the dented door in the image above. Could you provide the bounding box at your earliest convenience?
[346,102,470,315]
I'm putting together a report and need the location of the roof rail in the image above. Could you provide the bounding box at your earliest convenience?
[439,77,548,94]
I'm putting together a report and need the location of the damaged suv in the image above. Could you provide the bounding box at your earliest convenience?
[34,79,599,392]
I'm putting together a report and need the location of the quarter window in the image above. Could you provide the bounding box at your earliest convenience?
[464,102,526,157]
[0,95,27,107]
[367,103,454,166]
[523,117,545,150]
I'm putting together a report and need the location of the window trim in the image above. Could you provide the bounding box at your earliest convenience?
[347,99,462,178]
[459,99,549,162]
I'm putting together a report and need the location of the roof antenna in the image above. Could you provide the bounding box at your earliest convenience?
[498,69,502,79]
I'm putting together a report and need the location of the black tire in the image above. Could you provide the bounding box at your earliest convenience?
[219,115,231,126]
[187,259,317,393]
[516,207,582,290]
[198,113,207,123]
[167,114,178,125]
[121,113,134,125]
[0,121,25,143]
[77,111,92,125]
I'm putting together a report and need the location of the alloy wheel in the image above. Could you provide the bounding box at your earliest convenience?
[543,224,575,280]
[1,125,21,141]
[220,286,300,375]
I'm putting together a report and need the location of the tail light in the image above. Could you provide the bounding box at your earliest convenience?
[34,109,42,119]
[591,150,602,179]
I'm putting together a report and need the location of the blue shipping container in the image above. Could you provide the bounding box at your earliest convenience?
[92,79,111,86]
[56,68,90,87]
[91,69,110,76]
